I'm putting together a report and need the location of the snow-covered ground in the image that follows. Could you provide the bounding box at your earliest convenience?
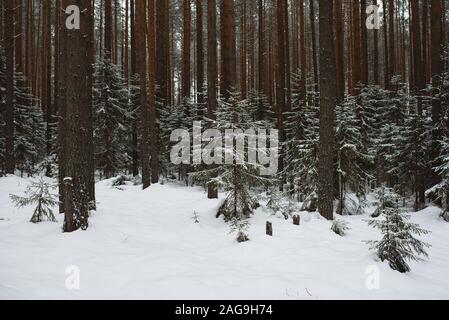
[0,175,448,300]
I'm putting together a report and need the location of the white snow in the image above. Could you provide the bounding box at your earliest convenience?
[1,174,449,300]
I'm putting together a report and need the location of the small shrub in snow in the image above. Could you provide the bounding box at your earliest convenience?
[192,210,200,224]
[331,219,350,236]
[365,187,431,273]
[266,189,282,213]
[10,179,58,223]
[112,175,130,187]
[267,190,296,220]
[229,218,250,243]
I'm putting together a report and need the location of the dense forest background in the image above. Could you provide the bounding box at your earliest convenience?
[0,0,449,232]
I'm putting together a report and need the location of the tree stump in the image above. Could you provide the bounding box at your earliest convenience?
[266,221,273,236]
[293,215,300,226]
[63,177,74,233]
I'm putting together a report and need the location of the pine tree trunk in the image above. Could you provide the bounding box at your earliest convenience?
[135,0,151,189]
[373,0,380,85]
[334,0,345,102]
[283,0,291,112]
[196,0,204,104]
[240,0,247,99]
[220,0,237,98]
[42,0,52,177]
[299,0,307,100]
[61,0,95,232]
[360,0,368,85]
[258,0,266,96]
[4,0,15,174]
[382,0,389,88]
[422,1,429,84]
[130,0,139,177]
[124,0,129,81]
[318,0,337,221]
[351,0,361,91]
[207,0,218,199]
[276,0,287,185]
[147,0,159,184]
[156,0,170,107]
[105,0,113,58]
[14,0,22,73]
[388,0,395,88]
[182,0,191,99]
[309,0,318,92]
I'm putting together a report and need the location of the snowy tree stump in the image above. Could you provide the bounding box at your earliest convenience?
[293,215,300,226]
[266,221,273,236]
[63,178,75,233]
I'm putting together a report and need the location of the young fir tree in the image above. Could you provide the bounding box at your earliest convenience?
[433,50,449,220]
[93,57,132,178]
[246,89,276,125]
[229,217,250,242]
[366,187,431,273]
[392,110,431,209]
[434,136,449,221]
[10,178,58,223]
[192,91,274,221]
[160,96,199,182]
[335,95,373,215]
[283,73,320,209]
[358,85,391,182]
[375,81,409,187]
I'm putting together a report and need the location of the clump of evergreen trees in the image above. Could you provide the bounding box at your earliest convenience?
[0,46,45,176]
[93,56,137,179]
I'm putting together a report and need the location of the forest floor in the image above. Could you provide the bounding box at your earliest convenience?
[0,174,448,300]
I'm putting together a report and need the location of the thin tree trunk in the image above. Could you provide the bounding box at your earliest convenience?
[309,0,318,92]
[360,0,368,85]
[105,0,113,58]
[147,0,159,184]
[220,0,237,98]
[207,0,218,199]
[240,0,247,99]
[156,0,170,107]
[196,0,204,104]
[42,0,52,177]
[182,0,191,99]
[135,0,151,189]
[299,0,307,100]
[373,0,380,85]
[5,0,15,174]
[318,0,337,221]
[334,0,345,102]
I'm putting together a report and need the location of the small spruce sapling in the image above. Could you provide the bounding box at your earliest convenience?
[10,179,58,223]
[192,210,200,224]
[365,187,431,273]
[229,217,250,243]
[331,219,350,236]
